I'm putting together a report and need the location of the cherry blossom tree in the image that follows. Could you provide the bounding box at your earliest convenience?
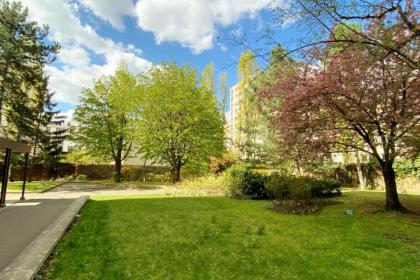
[260,45,419,210]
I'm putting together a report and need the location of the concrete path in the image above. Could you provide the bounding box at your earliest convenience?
[45,181,175,196]
[0,197,76,271]
[0,181,177,278]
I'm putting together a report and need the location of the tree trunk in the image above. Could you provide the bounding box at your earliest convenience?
[380,161,402,210]
[114,149,123,182]
[27,142,38,182]
[141,157,147,181]
[295,159,302,176]
[170,164,181,183]
[355,151,366,189]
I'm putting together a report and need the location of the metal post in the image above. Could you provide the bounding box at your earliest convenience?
[20,153,29,200]
[0,148,12,207]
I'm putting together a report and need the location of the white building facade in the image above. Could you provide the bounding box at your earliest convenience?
[225,83,241,146]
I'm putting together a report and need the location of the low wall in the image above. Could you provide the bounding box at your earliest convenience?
[7,163,169,181]
[313,163,419,191]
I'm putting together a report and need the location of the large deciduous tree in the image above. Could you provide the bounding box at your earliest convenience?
[235,50,261,158]
[218,72,228,112]
[261,45,419,210]
[138,63,224,183]
[73,66,139,182]
[201,62,215,94]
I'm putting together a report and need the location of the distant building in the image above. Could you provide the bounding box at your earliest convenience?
[225,83,241,147]
[331,151,371,164]
[47,115,75,153]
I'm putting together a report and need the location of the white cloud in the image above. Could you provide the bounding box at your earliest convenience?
[79,0,135,30]
[135,0,278,53]
[20,0,152,105]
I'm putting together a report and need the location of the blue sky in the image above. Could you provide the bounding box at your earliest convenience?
[21,0,300,118]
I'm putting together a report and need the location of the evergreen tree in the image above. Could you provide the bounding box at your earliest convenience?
[0,0,59,140]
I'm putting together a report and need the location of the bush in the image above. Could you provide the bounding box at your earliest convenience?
[268,175,341,215]
[210,152,240,174]
[144,172,170,182]
[222,165,246,199]
[223,165,268,200]
[310,178,341,197]
[266,173,341,201]
[223,168,341,203]
[266,173,291,199]
[177,175,222,189]
[126,166,143,181]
[76,174,87,181]
[394,158,420,179]
[288,177,313,200]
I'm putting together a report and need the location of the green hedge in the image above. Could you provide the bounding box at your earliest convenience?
[222,165,268,200]
[266,173,341,200]
[223,167,341,201]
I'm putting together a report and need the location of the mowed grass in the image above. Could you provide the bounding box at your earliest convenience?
[41,192,420,279]
[7,181,57,192]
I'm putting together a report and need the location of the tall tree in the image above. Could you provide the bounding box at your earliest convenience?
[0,0,59,138]
[73,66,139,182]
[218,72,228,112]
[201,62,215,94]
[260,45,419,210]
[138,63,224,183]
[235,50,261,159]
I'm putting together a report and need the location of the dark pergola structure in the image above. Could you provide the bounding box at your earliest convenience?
[0,137,32,207]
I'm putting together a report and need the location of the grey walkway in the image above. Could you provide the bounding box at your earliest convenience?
[0,198,76,271]
[0,181,176,277]
[46,181,174,196]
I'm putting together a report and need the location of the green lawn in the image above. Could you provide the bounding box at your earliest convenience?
[7,181,58,192]
[40,192,420,279]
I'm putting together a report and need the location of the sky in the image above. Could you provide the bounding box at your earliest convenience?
[20,0,300,120]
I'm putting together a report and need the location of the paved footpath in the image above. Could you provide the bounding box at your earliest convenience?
[0,181,173,278]
[0,196,76,271]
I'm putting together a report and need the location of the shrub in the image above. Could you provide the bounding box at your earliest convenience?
[175,174,224,196]
[127,166,143,181]
[310,178,341,197]
[242,170,268,200]
[176,175,222,189]
[266,173,291,199]
[76,174,87,181]
[210,152,240,174]
[222,165,268,200]
[288,177,313,200]
[266,174,341,201]
[222,165,246,199]
[144,172,170,182]
[393,158,420,179]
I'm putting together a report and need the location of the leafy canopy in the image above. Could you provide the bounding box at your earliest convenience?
[138,63,224,176]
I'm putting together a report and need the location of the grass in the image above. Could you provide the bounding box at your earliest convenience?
[7,181,58,192]
[39,191,420,279]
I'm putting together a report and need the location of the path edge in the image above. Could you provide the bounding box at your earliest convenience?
[0,195,89,280]
[40,180,70,193]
